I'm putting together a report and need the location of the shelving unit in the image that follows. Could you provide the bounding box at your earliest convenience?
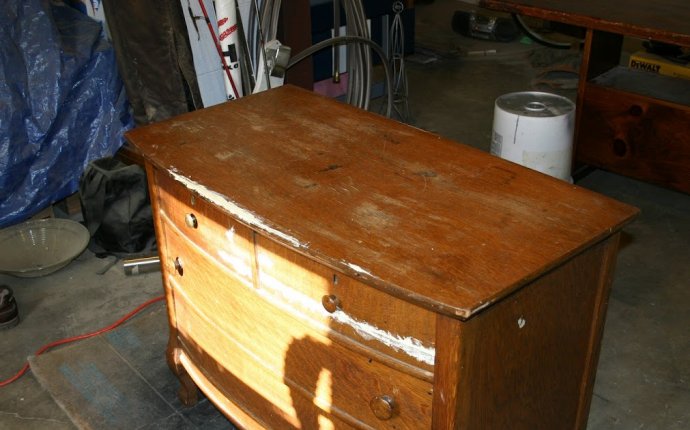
[479,0,690,194]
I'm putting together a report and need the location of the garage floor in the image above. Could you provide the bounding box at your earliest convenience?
[1,1,689,428]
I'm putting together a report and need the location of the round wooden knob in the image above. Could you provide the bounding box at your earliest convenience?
[629,104,643,117]
[174,257,184,276]
[612,138,628,157]
[321,294,341,313]
[184,213,198,229]
[370,395,396,420]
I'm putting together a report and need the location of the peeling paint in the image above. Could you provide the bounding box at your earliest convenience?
[257,261,435,365]
[166,169,435,364]
[343,261,373,277]
[331,309,436,365]
[169,169,306,249]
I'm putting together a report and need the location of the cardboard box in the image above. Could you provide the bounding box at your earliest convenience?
[628,51,690,80]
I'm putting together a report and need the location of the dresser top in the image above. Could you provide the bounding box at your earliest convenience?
[126,85,638,319]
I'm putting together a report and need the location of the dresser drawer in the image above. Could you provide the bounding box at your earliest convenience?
[163,226,434,429]
[154,170,255,286]
[255,237,436,374]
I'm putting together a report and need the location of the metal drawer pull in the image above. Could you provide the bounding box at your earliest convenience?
[321,294,341,313]
[185,213,198,229]
[174,257,184,276]
[370,395,396,420]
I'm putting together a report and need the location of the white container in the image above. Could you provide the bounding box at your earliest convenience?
[490,91,575,181]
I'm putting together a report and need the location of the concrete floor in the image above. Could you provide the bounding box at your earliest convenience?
[1,1,689,428]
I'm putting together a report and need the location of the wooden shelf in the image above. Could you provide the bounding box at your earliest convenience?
[591,65,690,107]
[480,0,690,194]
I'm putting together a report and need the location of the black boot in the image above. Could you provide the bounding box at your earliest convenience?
[0,285,19,329]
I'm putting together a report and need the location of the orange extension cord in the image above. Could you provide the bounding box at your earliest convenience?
[0,295,165,387]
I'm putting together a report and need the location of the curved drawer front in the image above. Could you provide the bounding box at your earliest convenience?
[255,237,436,373]
[155,170,255,286]
[163,225,433,429]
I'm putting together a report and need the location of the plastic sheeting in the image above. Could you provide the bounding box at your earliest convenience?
[0,0,131,228]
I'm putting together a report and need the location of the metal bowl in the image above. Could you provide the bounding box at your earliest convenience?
[0,218,90,277]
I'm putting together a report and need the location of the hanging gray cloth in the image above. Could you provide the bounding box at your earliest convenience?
[102,0,202,125]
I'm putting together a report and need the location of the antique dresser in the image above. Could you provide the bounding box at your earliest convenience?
[126,85,638,429]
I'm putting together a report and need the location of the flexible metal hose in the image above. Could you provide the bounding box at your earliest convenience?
[287,35,393,118]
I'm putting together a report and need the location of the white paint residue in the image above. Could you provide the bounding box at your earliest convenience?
[331,309,436,365]
[258,268,436,366]
[344,261,373,277]
[225,226,235,242]
[168,170,306,249]
[217,249,253,281]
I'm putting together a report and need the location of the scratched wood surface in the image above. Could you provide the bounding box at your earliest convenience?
[165,224,433,429]
[126,85,637,319]
[156,168,437,376]
[479,0,690,46]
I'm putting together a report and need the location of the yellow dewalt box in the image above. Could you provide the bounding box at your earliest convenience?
[628,51,690,80]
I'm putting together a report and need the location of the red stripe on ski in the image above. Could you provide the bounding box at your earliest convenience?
[218,17,228,26]
[196,0,239,99]
[219,24,238,42]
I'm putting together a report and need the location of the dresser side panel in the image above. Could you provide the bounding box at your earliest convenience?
[451,237,617,429]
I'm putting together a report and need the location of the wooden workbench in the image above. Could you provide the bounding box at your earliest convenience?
[126,85,637,429]
[480,0,690,194]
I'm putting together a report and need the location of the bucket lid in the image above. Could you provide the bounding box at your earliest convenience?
[496,91,575,117]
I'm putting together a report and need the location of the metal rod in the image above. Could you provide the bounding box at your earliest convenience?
[123,256,161,276]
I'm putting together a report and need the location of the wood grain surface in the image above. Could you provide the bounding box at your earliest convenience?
[164,219,433,429]
[450,236,621,430]
[126,85,637,319]
[578,83,690,194]
[133,87,640,428]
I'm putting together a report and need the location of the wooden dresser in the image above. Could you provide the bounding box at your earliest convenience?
[125,85,638,429]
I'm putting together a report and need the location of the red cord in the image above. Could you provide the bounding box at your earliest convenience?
[0,295,165,387]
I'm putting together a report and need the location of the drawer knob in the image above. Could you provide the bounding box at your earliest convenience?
[174,257,184,276]
[612,138,628,157]
[370,395,396,420]
[629,104,643,117]
[321,294,341,313]
[184,213,198,229]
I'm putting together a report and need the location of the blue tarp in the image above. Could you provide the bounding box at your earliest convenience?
[0,0,131,228]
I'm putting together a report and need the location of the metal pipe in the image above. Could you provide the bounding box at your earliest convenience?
[123,256,161,276]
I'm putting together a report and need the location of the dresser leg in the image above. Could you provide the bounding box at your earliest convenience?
[167,341,199,407]
[177,372,200,407]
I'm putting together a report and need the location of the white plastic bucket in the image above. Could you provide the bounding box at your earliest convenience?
[490,91,575,181]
